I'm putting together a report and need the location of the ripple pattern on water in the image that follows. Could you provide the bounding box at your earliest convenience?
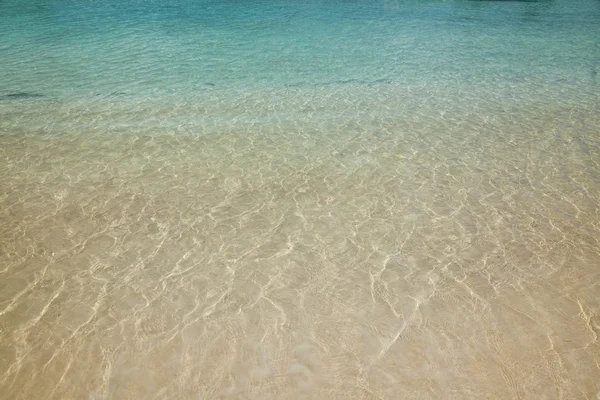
[1,0,600,398]
[1,85,599,398]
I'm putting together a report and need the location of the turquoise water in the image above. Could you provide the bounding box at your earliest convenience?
[1,1,600,399]
[1,0,599,97]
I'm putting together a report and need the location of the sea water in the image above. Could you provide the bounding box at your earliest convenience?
[1,0,599,398]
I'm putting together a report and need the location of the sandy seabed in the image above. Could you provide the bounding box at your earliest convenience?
[1,87,599,399]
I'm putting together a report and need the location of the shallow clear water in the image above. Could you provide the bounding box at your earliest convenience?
[1,0,600,399]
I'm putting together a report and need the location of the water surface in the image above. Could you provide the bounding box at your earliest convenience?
[1,0,599,398]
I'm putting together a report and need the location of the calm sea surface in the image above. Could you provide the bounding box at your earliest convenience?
[1,0,599,398]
